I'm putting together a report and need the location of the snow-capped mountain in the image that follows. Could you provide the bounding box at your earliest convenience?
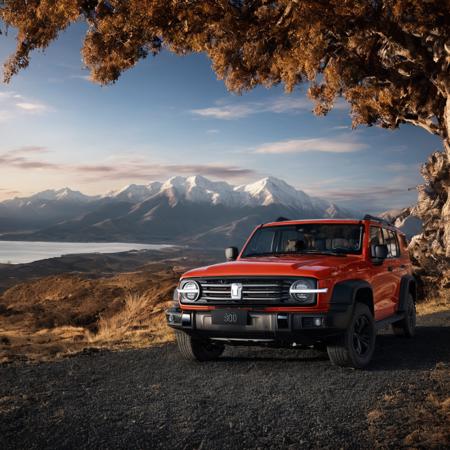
[235,177,309,208]
[106,182,162,203]
[3,187,96,208]
[0,176,355,245]
[99,175,347,216]
[158,175,238,206]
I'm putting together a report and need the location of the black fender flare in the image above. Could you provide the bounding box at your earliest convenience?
[398,275,416,312]
[326,279,373,329]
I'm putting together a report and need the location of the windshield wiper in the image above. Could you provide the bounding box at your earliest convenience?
[243,252,302,258]
[243,250,348,258]
[299,250,348,257]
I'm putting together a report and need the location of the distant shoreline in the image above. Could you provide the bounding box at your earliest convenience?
[0,240,175,265]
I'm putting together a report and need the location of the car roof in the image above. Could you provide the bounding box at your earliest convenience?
[261,218,404,234]
[262,218,362,227]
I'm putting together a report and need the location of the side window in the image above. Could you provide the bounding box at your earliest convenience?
[382,228,399,258]
[369,226,383,257]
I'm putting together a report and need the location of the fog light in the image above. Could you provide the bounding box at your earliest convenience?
[314,317,322,327]
[181,313,191,326]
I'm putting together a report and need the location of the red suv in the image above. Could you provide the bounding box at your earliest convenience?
[166,216,416,368]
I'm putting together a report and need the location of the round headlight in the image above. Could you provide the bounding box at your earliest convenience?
[289,279,316,303]
[179,280,200,302]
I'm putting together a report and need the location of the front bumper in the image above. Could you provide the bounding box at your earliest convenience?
[166,305,351,344]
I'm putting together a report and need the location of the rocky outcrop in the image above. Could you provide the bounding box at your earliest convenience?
[409,149,450,299]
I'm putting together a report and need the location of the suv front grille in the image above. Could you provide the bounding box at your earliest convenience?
[196,278,296,305]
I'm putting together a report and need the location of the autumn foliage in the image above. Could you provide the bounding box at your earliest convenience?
[1,1,449,270]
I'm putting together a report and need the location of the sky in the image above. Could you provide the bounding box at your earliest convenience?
[0,23,443,213]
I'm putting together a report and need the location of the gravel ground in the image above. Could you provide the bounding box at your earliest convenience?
[0,311,449,450]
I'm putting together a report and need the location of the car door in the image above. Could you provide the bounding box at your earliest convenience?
[381,228,403,316]
[368,226,393,320]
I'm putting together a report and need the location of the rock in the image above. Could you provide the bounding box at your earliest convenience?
[409,148,450,299]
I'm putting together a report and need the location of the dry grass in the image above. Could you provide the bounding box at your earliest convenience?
[92,291,174,348]
[417,291,450,315]
[368,362,450,448]
[0,268,178,363]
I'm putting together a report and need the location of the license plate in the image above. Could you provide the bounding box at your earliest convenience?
[211,309,248,326]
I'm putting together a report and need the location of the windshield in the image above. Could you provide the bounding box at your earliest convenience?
[242,223,363,257]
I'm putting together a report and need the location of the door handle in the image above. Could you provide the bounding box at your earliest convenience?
[387,266,394,272]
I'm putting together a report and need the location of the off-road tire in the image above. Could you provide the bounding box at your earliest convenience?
[327,303,376,369]
[175,331,224,362]
[392,293,416,337]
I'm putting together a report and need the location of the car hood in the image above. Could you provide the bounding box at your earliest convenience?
[182,254,363,279]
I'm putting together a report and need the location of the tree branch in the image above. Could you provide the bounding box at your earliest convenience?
[399,115,443,137]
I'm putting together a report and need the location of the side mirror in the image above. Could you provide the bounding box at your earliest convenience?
[372,244,388,262]
[225,247,239,261]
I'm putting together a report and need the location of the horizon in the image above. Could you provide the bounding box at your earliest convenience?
[0,23,442,212]
[0,174,408,214]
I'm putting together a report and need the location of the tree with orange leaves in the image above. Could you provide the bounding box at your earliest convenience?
[1,0,449,285]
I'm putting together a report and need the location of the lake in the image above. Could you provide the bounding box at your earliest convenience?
[0,241,172,264]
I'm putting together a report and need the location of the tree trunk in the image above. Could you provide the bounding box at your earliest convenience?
[410,97,450,298]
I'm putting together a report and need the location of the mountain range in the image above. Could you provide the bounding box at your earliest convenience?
[0,175,357,247]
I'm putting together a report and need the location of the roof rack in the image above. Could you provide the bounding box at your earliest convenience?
[363,214,393,225]
[275,216,290,222]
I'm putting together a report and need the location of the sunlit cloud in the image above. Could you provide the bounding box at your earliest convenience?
[0,90,52,120]
[75,162,255,181]
[315,186,409,201]
[331,125,350,130]
[192,104,255,119]
[0,147,58,170]
[191,96,350,120]
[70,74,91,82]
[301,171,420,211]
[191,96,312,120]
[0,147,255,185]
[16,102,48,113]
[254,136,368,154]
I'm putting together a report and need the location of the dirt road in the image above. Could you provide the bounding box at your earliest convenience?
[1,311,449,449]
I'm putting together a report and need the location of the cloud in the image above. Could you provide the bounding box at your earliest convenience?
[191,104,256,119]
[191,96,311,120]
[331,125,350,130]
[16,102,48,113]
[0,90,51,121]
[0,146,58,170]
[308,185,416,212]
[191,96,350,120]
[74,162,254,181]
[254,136,368,154]
[0,147,255,183]
[69,74,91,82]
[316,186,409,202]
